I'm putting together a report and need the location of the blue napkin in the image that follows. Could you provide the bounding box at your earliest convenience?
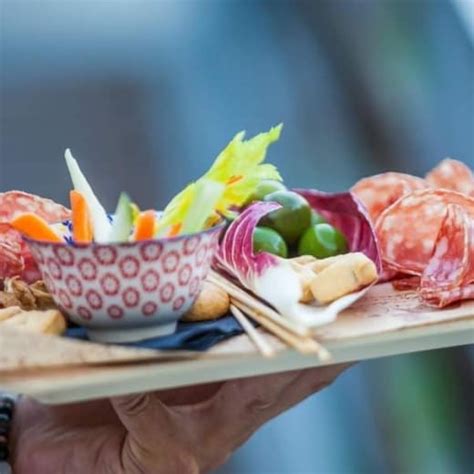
[66,315,244,351]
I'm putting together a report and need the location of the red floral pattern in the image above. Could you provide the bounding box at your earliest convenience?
[93,246,118,265]
[141,269,160,292]
[54,246,75,266]
[140,242,163,262]
[86,289,103,310]
[119,255,140,278]
[26,226,222,329]
[78,258,97,281]
[107,305,124,319]
[160,282,175,303]
[142,301,158,317]
[100,273,121,296]
[66,274,83,297]
[122,287,140,308]
[77,306,92,320]
[162,250,180,273]
[172,296,185,311]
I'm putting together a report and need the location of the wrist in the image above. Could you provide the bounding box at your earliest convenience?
[0,394,16,472]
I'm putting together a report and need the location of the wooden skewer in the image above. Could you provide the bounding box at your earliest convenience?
[231,299,331,361]
[209,270,331,360]
[230,305,276,358]
[209,270,310,337]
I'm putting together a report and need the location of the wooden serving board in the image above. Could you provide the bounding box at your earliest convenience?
[0,285,473,404]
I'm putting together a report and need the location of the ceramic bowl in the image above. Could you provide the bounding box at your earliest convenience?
[25,225,224,343]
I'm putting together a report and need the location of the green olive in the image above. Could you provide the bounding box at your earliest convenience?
[297,223,348,258]
[311,211,327,226]
[246,180,287,205]
[253,227,288,258]
[261,191,312,245]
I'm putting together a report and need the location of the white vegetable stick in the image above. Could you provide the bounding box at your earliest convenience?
[65,149,111,242]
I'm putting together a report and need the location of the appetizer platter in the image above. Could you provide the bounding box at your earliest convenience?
[0,125,473,403]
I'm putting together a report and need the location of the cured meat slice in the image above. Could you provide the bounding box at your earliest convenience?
[375,189,474,276]
[420,285,474,308]
[426,159,474,197]
[351,172,428,221]
[419,204,473,307]
[391,276,420,291]
[0,191,70,223]
[0,192,70,282]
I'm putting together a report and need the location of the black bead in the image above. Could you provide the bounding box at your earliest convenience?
[0,407,12,418]
[0,443,8,461]
[0,399,14,411]
[0,414,10,425]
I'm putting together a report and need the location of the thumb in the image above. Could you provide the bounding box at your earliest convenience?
[111,392,174,440]
[111,394,199,473]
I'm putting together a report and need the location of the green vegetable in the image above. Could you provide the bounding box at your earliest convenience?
[109,193,134,242]
[297,223,348,259]
[261,191,312,245]
[180,179,225,235]
[65,149,112,242]
[246,179,287,204]
[311,211,326,226]
[253,226,288,258]
[157,124,283,235]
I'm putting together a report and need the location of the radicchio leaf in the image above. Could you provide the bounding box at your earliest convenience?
[294,189,382,274]
[215,194,380,328]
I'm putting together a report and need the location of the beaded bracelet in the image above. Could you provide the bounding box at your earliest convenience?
[0,395,14,466]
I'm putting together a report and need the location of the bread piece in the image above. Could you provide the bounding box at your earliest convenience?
[290,261,316,303]
[310,253,378,304]
[0,306,22,322]
[1,309,67,335]
[183,281,230,322]
[2,277,55,310]
[309,255,347,273]
[289,255,318,267]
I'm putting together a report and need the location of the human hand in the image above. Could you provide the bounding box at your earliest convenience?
[11,364,350,474]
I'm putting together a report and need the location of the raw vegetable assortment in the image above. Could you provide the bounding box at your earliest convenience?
[8,125,283,246]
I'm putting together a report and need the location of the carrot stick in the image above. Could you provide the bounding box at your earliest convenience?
[168,222,182,237]
[10,213,63,243]
[133,210,156,241]
[70,190,92,243]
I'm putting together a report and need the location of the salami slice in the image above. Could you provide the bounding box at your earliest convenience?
[391,276,420,291]
[376,189,474,276]
[0,191,70,283]
[419,204,473,306]
[0,191,70,223]
[426,159,474,197]
[351,172,429,221]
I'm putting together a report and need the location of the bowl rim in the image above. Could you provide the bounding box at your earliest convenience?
[24,221,226,249]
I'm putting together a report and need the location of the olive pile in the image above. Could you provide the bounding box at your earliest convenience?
[247,180,348,259]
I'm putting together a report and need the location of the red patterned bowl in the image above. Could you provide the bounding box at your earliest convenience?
[25,225,224,343]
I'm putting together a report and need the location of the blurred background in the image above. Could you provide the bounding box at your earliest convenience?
[1,0,473,472]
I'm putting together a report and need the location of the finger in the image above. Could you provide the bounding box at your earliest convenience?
[253,363,352,422]
[195,364,352,452]
[158,382,224,406]
[210,370,303,421]
[111,392,174,442]
[111,394,202,473]
[190,370,303,449]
